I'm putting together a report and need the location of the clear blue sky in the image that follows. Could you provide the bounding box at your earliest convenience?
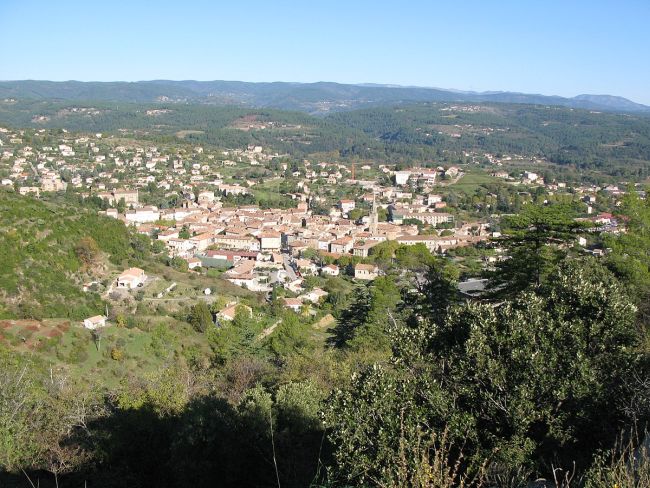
[1,0,649,104]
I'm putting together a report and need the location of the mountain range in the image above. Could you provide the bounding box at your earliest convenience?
[0,80,648,115]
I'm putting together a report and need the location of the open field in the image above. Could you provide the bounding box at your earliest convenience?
[1,317,210,388]
[448,172,499,193]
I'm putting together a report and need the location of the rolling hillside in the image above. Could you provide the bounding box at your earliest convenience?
[1,79,648,114]
[0,190,135,320]
[2,99,649,176]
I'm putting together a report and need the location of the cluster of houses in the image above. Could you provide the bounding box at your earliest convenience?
[3,125,633,333]
[94,187,487,299]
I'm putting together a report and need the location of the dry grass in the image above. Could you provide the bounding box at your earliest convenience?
[584,432,650,488]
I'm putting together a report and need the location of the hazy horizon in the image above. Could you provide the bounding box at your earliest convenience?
[1,78,647,107]
[1,0,649,104]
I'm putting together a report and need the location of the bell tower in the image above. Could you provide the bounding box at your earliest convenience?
[369,192,378,235]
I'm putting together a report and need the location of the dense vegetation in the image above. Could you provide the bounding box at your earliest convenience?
[1,191,650,487]
[329,103,650,176]
[3,99,650,176]
[0,190,144,319]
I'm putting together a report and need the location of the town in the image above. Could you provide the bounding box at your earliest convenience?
[0,122,628,329]
[3,1,650,485]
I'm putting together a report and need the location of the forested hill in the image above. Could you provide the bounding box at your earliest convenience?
[0,190,146,320]
[328,103,650,176]
[1,80,648,114]
[3,99,650,177]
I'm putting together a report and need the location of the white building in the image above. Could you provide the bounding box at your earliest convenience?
[354,264,379,280]
[339,199,356,214]
[116,267,147,289]
[321,264,340,276]
[523,171,539,182]
[259,232,282,251]
[394,171,411,186]
[125,206,160,223]
[83,315,107,330]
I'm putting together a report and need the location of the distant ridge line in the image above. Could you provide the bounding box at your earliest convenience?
[0,79,648,115]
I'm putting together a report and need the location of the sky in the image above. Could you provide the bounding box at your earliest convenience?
[1,0,649,104]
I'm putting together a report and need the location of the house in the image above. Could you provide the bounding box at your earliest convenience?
[353,240,378,258]
[187,257,202,269]
[355,263,379,281]
[204,250,260,262]
[397,235,459,253]
[197,190,215,205]
[339,199,356,214]
[188,232,214,251]
[217,303,253,322]
[523,171,539,183]
[427,194,443,205]
[321,264,340,276]
[224,259,256,277]
[113,189,139,205]
[166,238,196,257]
[283,298,303,312]
[41,174,66,192]
[259,231,282,251]
[288,240,308,256]
[213,235,261,251]
[394,171,411,186]
[392,211,454,227]
[300,288,329,304]
[330,236,354,254]
[295,259,318,275]
[218,184,249,196]
[158,229,180,242]
[117,267,147,289]
[83,315,107,330]
[125,206,160,223]
[225,273,257,289]
[19,187,40,197]
[445,166,460,178]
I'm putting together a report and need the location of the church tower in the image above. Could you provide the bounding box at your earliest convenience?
[369,192,378,235]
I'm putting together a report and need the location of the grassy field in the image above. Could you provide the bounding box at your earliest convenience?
[448,172,499,194]
[1,316,210,388]
[250,178,295,207]
[175,129,205,138]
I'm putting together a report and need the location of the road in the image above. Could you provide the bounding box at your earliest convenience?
[282,254,298,281]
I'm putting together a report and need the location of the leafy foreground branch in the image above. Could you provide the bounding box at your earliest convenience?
[324,258,649,487]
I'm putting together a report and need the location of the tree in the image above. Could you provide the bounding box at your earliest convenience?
[329,276,401,357]
[115,313,127,328]
[130,233,151,260]
[326,258,645,484]
[347,208,366,221]
[116,197,126,214]
[188,301,213,333]
[487,203,585,297]
[0,349,100,482]
[268,314,312,360]
[0,349,46,472]
[74,236,100,266]
[169,256,189,272]
[369,239,399,268]
[151,239,166,254]
[179,225,191,239]
[605,189,650,299]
